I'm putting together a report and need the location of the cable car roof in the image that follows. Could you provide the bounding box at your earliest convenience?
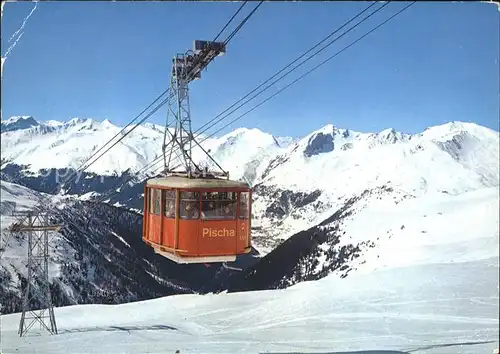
[146,176,250,189]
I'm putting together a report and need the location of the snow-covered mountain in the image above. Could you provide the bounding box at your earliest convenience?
[0,116,288,182]
[1,116,498,257]
[0,116,41,132]
[250,121,499,253]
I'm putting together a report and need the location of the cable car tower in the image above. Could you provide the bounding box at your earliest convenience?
[162,40,228,178]
[143,40,252,264]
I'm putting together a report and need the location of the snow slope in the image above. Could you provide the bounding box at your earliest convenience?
[343,186,499,273]
[1,186,498,353]
[224,184,500,291]
[1,258,497,353]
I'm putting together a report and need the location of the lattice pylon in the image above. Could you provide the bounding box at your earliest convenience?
[10,210,61,337]
[161,46,230,180]
[163,53,197,177]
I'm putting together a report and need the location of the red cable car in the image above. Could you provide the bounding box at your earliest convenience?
[143,39,252,264]
[142,175,252,264]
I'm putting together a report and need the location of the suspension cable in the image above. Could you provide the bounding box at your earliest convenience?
[52,0,258,197]
[213,1,248,42]
[53,90,171,195]
[203,2,418,141]
[90,2,416,208]
[195,1,381,136]
[224,1,264,45]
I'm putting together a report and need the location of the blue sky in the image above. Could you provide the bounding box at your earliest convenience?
[1,1,499,138]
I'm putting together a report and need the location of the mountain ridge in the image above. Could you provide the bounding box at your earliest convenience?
[2,116,498,255]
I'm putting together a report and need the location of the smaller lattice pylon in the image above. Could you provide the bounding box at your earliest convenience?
[9,209,62,337]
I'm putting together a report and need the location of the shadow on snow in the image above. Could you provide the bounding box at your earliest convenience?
[58,324,178,334]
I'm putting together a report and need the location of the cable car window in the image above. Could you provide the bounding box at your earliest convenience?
[164,190,176,219]
[201,192,236,220]
[179,191,200,220]
[201,192,217,219]
[150,188,161,215]
[239,192,250,219]
[149,188,154,213]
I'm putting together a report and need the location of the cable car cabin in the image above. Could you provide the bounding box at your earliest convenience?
[142,176,252,264]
